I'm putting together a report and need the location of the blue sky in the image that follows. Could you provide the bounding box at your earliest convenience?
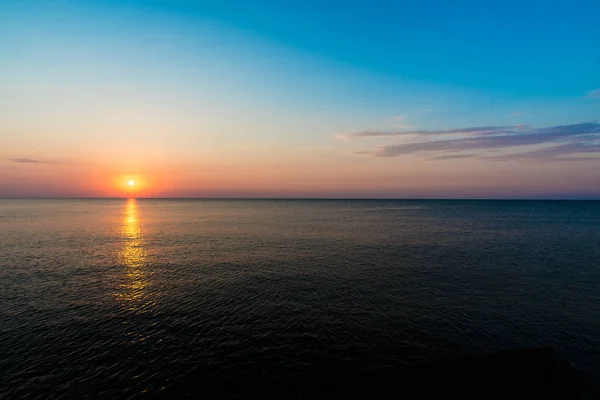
[83,0,600,96]
[150,0,600,96]
[1,0,599,197]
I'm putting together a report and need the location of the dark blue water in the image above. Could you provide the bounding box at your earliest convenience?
[1,199,599,398]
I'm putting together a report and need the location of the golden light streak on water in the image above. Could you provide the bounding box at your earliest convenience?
[116,198,155,313]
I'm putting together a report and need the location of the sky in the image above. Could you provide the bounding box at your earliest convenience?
[1,0,599,198]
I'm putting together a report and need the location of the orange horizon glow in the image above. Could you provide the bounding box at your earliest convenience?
[1,157,599,199]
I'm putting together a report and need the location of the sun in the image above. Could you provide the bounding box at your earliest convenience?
[128,180,135,187]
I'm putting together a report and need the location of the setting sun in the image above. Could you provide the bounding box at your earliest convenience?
[112,175,150,197]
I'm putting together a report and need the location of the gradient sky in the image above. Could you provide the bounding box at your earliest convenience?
[1,0,599,198]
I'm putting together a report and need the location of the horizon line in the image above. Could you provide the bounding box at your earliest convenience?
[0,197,599,201]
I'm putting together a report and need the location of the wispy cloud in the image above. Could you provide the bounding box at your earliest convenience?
[585,89,600,99]
[340,125,524,140]
[353,122,600,162]
[9,158,55,164]
[482,142,600,162]
[390,115,413,129]
[431,154,477,160]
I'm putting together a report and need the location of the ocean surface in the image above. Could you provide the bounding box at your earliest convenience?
[1,199,599,398]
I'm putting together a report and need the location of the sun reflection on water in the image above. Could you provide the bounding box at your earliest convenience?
[116,198,154,312]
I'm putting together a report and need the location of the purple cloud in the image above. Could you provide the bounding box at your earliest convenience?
[586,89,600,99]
[341,125,518,140]
[483,142,600,162]
[431,154,477,160]
[9,158,57,164]
[355,122,600,162]
[10,158,43,164]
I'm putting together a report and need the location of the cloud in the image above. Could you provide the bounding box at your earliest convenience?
[482,142,600,162]
[354,122,600,162]
[389,116,414,129]
[431,154,477,160]
[9,158,55,164]
[585,89,600,99]
[340,125,523,140]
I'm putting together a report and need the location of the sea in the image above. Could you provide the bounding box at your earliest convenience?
[1,199,599,398]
